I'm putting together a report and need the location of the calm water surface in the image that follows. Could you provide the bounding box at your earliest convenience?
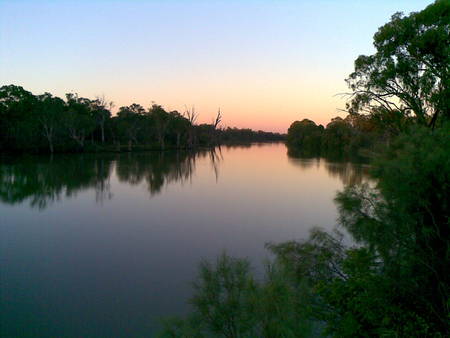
[0,143,369,337]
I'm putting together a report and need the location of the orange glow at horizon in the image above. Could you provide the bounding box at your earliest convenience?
[1,1,430,133]
[92,69,351,134]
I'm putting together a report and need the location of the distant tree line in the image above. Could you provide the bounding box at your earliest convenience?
[0,85,284,154]
[286,111,409,160]
[219,127,285,143]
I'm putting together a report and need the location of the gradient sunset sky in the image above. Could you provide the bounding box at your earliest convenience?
[1,0,431,132]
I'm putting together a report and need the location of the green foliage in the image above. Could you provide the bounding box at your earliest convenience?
[158,253,313,337]
[346,0,450,128]
[335,124,450,335]
[286,114,381,160]
[287,119,323,156]
[158,315,206,338]
[254,262,312,337]
[0,85,40,151]
[282,124,450,336]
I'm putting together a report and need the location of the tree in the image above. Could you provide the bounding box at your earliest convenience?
[91,96,113,144]
[115,104,145,148]
[321,117,354,155]
[210,108,222,145]
[335,124,450,334]
[274,123,450,336]
[36,93,65,153]
[184,106,198,148]
[157,253,313,337]
[169,111,190,148]
[0,85,38,151]
[64,94,96,148]
[287,119,323,155]
[149,104,171,150]
[346,0,450,128]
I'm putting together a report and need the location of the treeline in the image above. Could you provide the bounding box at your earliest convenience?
[219,127,285,143]
[287,115,376,159]
[287,109,441,160]
[0,85,284,154]
[159,1,450,337]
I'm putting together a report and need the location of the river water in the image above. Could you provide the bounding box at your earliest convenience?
[0,143,369,337]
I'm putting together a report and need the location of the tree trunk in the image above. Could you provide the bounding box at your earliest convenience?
[101,122,105,143]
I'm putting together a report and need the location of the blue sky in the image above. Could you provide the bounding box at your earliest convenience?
[0,0,432,131]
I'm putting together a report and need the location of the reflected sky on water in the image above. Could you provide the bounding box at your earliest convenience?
[0,143,370,337]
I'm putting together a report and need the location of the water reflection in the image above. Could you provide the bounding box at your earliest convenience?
[0,154,114,209]
[0,147,371,210]
[0,143,372,337]
[324,161,370,186]
[115,151,198,195]
[287,153,370,186]
[0,149,228,209]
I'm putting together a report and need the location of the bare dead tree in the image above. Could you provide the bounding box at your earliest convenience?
[212,108,222,129]
[184,105,198,148]
[210,108,222,145]
[184,105,198,125]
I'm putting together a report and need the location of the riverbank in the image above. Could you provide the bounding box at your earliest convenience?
[0,140,286,157]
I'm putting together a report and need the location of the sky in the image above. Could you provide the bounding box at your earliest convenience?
[0,0,432,132]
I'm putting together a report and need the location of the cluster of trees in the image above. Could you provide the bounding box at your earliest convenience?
[160,1,450,336]
[219,127,284,143]
[287,114,381,159]
[0,86,284,154]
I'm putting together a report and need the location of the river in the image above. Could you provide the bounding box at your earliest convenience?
[0,143,369,337]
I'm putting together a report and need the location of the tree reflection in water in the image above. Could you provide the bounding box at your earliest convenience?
[287,152,371,186]
[0,146,370,210]
[0,154,114,209]
[0,149,219,209]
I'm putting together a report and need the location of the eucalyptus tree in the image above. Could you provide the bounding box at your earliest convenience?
[64,93,96,148]
[0,85,38,151]
[36,93,65,153]
[169,110,190,148]
[115,104,146,148]
[91,96,113,144]
[346,0,449,128]
[149,104,171,150]
[287,119,323,154]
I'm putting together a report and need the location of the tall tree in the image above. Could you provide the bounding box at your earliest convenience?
[149,104,170,150]
[116,104,145,148]
[92,96,113,144]
[0,85,38,151]
[346,0,450,128]
[36,93,65,153]
[64,94,96,148]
